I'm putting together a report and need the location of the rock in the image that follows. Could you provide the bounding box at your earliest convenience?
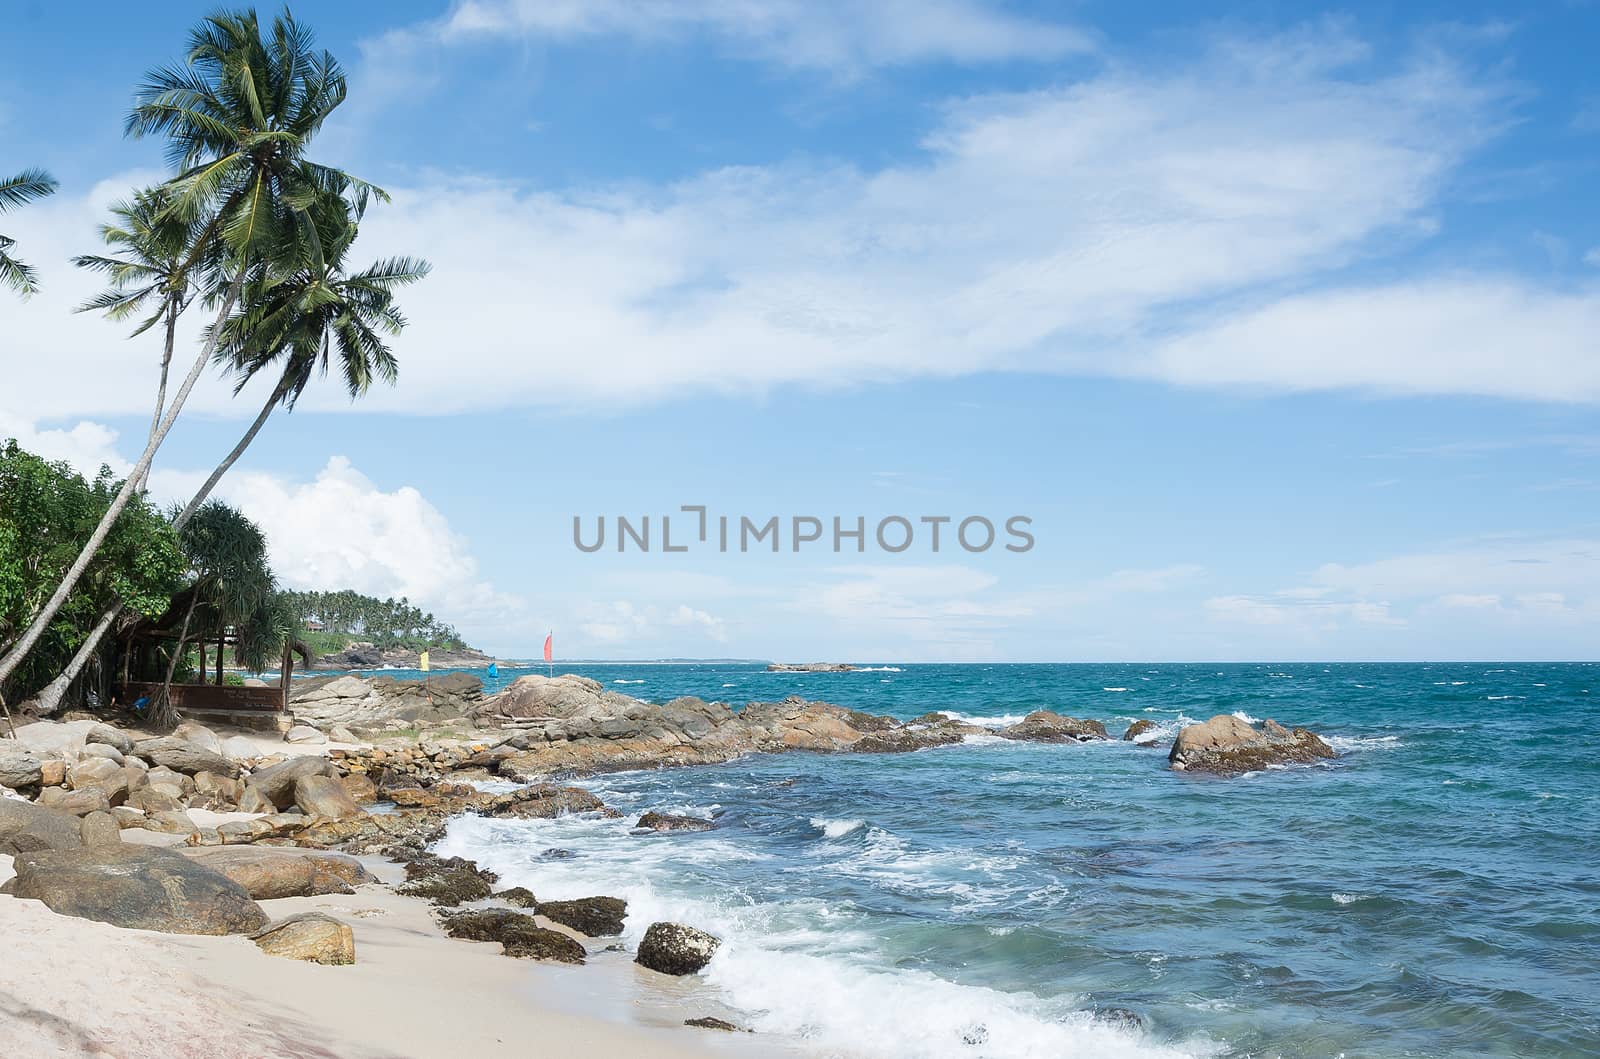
[339,773,379,805]
[8,844,268,934]
[182,845,370,898]
[491,785,611,820]
[242,677,269,688]
[173,722,224,756]
[86,723,135,755]
[999,711,1108,743]
[110,806,146,829]
[237,784,275,814]
[0,797,85,855]
[146,766,193,792]
[293,774,362,821]
[143,810,199,835]
[251,912,355,965]
[0,745,44,788]
[328,725,359,744]
[536,896,627,937]
[9,720,97,755]
[494,886,538,908]
[132,737,238,777]
[1094,1007,1147,1030]
[214,819,276,844]
[79,811,122,847]
[1122,719,1159,742]
[766,662,855,672]
[126,786,186,814]
[635,922,720,975]
[290,671,482,729]
[66,757,130,805]
[80,742,125,764]
[246,755,334,810]
[1168,715,1336,776]
[38,787,111,817]
[285,725,327,745]
[441,908,586,963]
[38,759,66,787]
[398,857,495,906]
[685,1017,739,1031]
[635,811,714,833]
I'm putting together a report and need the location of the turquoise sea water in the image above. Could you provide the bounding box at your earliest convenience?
[404,661,1596,1057]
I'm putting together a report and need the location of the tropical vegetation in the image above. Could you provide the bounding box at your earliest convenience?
[281,590,468,653]
[0,7,432,727]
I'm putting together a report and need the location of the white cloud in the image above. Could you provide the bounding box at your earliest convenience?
[146,456,528,645]
[577,599,730,647]
[1205,594,1402,628]
[373,0,1092,74]
[0,413,130,479]
[7,33,1560,423]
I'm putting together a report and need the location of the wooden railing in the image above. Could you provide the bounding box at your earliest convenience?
[118,681,286,712]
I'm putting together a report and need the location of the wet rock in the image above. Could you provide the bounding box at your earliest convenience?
[293,774,362,821]
[491,785,611,819]
[536,896,627,937]
[999,711,1108,743]
[767,662,855,672]
[441,908,586,963]
[252,912,355,965]
[494,886,538,908]
[79,810,122,847]
[1122,719,1159,742]
[635,921,720,975]
[398,855,496,906]
[181,846,371,899]
[1168,715,1335,776]
[0,798,85,855]
[635,811,714,833]
[685,1017,739,1031]
[9,844,268,935]
[132,737,237,777]
[1093,1007,1147,1031]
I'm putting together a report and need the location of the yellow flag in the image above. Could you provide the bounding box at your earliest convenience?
[419,650,430,672]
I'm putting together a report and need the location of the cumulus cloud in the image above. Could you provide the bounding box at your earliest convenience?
[9,31,1579,423]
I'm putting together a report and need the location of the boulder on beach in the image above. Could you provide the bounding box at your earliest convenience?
[290,671,482,729]
[999,711,1108,743]
[86,723,135,755]
[181,845,371,899]
[635,921,720,975]
[0,745,44,789]
[536,896,627,937]
[38,786,111,817]
[246,755,334,810]
[78,811,122,847]
[252,912,356,965]
[285,725,327,745]
[293,774,362,820]
[635,811,714,833]
[441,908,587,963]
[8,844,268,935]
[131,737,237,778]
[398,856,496,906]
[1168,714,1335,776]
[0,797,85,855]
[685,1017,739,1031]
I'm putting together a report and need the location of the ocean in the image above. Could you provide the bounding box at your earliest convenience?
[396,661,1596,1057]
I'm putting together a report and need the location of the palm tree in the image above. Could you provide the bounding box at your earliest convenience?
[177,208,429,525]
[0,168,59,295]
[0,8,382,696]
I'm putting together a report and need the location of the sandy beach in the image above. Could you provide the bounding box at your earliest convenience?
[0,845,791,1059]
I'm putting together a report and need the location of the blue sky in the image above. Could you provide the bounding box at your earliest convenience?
[2,1,1598,661]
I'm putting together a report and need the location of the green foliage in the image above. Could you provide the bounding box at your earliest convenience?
[0,167,59,295]
[0,441,184,700]
[178,500,286,672]
[281,589,468,651]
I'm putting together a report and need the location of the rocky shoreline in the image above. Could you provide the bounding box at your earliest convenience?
[309,642,506,671]
[0,673,1338,1055]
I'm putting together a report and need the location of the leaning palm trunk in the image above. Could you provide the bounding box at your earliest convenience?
[0,274,243,696]
[175,376,286,527]
[148,591,199,733]
[31,301,185,716]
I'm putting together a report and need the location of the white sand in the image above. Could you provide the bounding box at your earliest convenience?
[0,878,791,1058]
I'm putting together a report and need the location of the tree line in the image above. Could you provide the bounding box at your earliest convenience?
[280,590,467,652]
[0,8,430,729]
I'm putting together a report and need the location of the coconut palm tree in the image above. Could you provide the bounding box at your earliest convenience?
[0,168,59,295]
[177,208,429,525]
[0,8,383,696]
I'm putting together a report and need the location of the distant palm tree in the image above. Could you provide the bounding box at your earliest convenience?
[0,8,384,696]
[0,167,60,295]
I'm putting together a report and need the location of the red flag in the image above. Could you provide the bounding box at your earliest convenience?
[543,632,553,663]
